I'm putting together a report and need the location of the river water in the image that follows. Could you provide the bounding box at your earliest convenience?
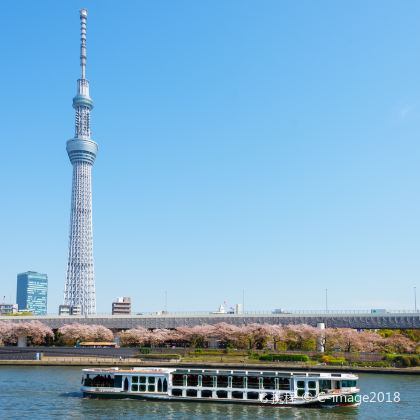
[0,366,418,419]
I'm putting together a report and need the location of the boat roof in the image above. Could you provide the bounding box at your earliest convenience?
[82,367,176,374]
[82,367,357,379]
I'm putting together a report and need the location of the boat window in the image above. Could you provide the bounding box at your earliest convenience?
[131,384,138,392]
[247,376,259,389]
[157,378,163,392]
[132,376,138,384]
[187,375,199,387]
[278,378,290,390]
[148,377,155,385]
[263,377,276,390]
[114,376,122,388]
[341,380,357,387]
[202,375,213,387]
[217,376,228,388]
[186,389,197,397]
[297,380,305,397]
[172,389,182,397]
[247,392,259,400]
[163,378,168,392]
[139,385,146,392]
[201,390,212,398]
[319,379,331,391]
[148,383,155,392]
[232,376,244,388]
[216,390,228,398]
[232,391,243,399]
[89,375,114,388]
[139,376,146,384]
[172,374,183,386]
[228,377,232,388]
[308,381,316,389]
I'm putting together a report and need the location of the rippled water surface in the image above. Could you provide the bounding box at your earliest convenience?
[0,366,418,419]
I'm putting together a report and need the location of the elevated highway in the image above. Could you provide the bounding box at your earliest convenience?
[1,310,419,330]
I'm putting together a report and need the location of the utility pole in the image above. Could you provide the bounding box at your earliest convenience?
[325,288,328,313]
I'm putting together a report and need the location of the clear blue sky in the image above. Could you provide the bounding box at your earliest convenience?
[1,0,419,313]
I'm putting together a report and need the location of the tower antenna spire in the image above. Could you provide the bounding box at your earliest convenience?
[80,9,88,79]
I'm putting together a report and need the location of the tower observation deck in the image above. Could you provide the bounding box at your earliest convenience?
[63,9,98,315]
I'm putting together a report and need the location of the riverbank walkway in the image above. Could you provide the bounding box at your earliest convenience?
[0,357,419,374]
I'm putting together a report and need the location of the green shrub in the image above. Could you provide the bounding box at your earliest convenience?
[259,354,310,362]
[138,347,151,354]
[384,354,419,367]
[351,361,391,368]
[190,350,248,357]
[397,356,411,367]
[301,339,317,351]
[320,355,346,365]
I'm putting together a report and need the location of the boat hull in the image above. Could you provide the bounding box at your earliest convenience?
[319,392,360,407]
[82,390,358,407]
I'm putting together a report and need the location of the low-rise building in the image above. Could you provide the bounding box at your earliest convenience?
[0,303,18,315]
[112,297,131,315]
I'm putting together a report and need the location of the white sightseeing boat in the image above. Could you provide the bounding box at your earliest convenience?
[81,367,360,407]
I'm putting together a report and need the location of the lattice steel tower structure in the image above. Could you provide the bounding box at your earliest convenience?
[63,9,98,315]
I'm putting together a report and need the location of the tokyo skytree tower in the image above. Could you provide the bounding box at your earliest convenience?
[63,9,98,315]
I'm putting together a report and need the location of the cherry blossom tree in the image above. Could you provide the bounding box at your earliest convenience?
[265,324,288,351]
[357,330,385,353]
[58,323,113,345]
[383,333,416,354]
[0,321,53,345]
[174,325,216,348]
[90,325,114,342]
[119,327,149,346]
[212,323,245,349]
[147,329,172,347]
[284,324,320,351]
[0,322,15,345]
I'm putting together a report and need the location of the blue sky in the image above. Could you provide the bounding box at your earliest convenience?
[1,0,420,313]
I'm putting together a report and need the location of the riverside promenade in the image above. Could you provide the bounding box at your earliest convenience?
[0,357,419,375]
